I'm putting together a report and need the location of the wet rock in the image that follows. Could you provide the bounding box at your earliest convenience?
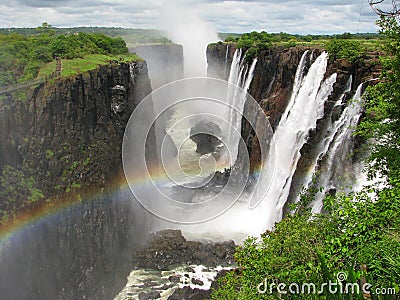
[139,291,161,300]
[131,230,236,270]
[191,278,204,286]
[0,60,154,300]
[167,286,211,300]
[142,280,160,288]
[168,275,181,283]
[190,120,222,155]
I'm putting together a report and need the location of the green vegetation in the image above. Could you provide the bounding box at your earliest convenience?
[325,39,365,63]
[212,17,400,300]
[0,164,45,224]
[0,23,137,86]
[222,31,377,63]
[39,53,141,78]
[0,25,172,47]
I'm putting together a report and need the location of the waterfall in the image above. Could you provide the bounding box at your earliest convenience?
[224,44,230,79]
[129,62,136,84]
[255,51,337,229]
[311,82,365,213]
[224,48,258,166]
[293,76,353,204]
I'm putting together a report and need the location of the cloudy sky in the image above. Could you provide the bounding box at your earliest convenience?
[0,0,383,34]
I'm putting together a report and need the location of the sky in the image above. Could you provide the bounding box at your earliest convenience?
[0,0,385,35]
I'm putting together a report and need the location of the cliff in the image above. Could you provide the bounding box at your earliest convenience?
[207,43,381,208]
[0,61,154,299]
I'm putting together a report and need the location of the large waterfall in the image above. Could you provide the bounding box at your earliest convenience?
[151,48,368,241]
[254,51,337,229]
[225,48,258,166]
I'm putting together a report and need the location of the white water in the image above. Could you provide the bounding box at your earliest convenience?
[224,48,258,166]
[311,82,365,213]
[255,51,337,229]
[115,265,234,300]
[145,48,370,243]
[224,44,230,79]
[294,75,353,204]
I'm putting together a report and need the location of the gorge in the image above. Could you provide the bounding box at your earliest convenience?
[0,41,381,299]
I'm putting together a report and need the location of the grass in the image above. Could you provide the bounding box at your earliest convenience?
[38,53,143,79]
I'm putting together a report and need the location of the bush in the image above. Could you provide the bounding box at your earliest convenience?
[212,214,332,299]
[326,39,364,63]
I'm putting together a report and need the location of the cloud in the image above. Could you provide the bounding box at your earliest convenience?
[0,0,380,34]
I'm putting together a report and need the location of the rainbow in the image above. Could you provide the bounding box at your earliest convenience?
[0,156,261,243]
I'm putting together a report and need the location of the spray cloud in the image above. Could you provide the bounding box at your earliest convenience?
[159,1,219,77]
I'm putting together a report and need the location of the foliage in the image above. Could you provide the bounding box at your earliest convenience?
[212,16,400,300]
[38,53,141,78]
[0,26,172,45]
[0,25,132,85]
[227,31,273,62]
[325,39,365,63]
[358,16,400,182]
[211,214,330,299]
[0,164,45,225]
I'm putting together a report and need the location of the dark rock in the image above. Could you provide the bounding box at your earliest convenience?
[190,121,222,155]
[131,230,236,270]
[0,60,154,300]
[168,286,211,300]
[142,280,160,288]
[191,278,204,286]
[186,266,196,273]
[139,291,161,300]
[169,275,181,283]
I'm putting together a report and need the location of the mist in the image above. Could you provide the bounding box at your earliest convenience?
[158,2,219,77]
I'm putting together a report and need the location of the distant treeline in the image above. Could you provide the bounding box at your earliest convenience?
[0,23,172,45]
[219,31,381,42]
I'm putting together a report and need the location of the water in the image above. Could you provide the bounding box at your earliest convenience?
[254,51,337,229]
[114,265,233,300]
[225,48,258,166]
[311,82,366,213]
[294,75,353,204]
[116,48,374,299]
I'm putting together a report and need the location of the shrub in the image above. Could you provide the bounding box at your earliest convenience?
[326,39,364,63]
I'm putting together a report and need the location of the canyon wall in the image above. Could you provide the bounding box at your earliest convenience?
[0,61,153,299]
[207,43,381,210]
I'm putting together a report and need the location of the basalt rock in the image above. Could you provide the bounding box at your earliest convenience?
[190,120,222,155]
[0,60,154,299]
[131,229,236,271]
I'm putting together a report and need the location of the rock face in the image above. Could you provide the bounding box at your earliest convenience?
[130,44,184,89]
[0,61,154,299]
[190,121,222,155]
[131,229,236,271]
[207,43,381,208]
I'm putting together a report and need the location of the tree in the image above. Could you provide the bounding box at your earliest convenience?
[369,0,400,17]
[36,22,56,35]
[358,16,400,181]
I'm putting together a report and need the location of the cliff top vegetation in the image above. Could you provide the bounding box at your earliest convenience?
[216,30,381,63]
[0,23,141,87]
